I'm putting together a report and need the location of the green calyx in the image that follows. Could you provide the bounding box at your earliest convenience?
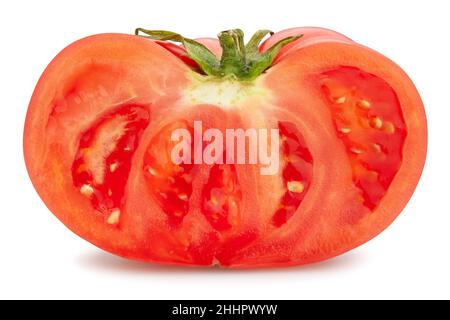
[135,28,302,81]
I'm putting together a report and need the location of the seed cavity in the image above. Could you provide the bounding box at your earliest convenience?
[143,121,195,226]
[72,104,150,221]
[272,121,313,227]
[202,164,242,231]
[321,67,406,212]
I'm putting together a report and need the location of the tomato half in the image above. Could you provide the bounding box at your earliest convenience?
[24,27,427,267]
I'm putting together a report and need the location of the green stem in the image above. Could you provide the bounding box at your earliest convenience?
[218,29,246,77]
[135,28,302,81]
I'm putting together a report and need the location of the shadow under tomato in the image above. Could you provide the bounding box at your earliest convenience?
[76,248,366,275]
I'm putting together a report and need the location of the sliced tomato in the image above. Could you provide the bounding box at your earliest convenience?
[24,28,427,267]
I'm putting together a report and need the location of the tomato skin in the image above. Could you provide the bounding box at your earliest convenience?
[195,37,222,57]
[24,29,427,268]
[260,27,353,62]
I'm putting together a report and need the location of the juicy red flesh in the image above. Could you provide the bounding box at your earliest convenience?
[72,105,150,215]
[321,67,407,210]
[143,122,243,231]
[143,120,314,230]
[202,164,242,231]
[143,121,195,226]
[272,121,313,227]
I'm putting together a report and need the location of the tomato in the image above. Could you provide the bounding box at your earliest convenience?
[24,27,427,268]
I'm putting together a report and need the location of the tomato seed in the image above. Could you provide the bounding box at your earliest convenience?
[335,96,347,104]
[80,184,94,197]
[370,117,383,129]
[106,209,121,225]
[357,99,371,109]
[287,181,305,193]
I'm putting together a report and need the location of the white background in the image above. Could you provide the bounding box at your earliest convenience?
[1,0,449,300]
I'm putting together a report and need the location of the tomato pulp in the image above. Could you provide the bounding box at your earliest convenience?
[24,28,427,267]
